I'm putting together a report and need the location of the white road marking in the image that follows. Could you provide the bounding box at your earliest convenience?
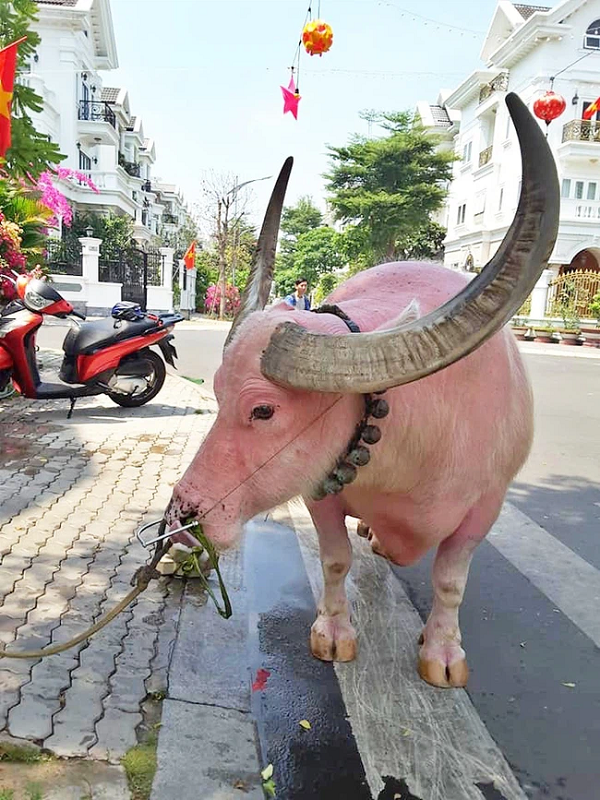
[280,503,528,800]
[489,502,600,648]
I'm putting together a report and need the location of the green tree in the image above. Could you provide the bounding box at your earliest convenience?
[277,197,323,274]
[280,197,323,248]
[325,110,454,263]
[159,216,198,259]
[61,211,137,261]
[275,226,344,296]
[0,0,64,178]
[313,272,341,305]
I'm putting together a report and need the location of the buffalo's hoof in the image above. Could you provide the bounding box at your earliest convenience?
[418,656,469,688]
[417,632,469,688]
[310,614,357,662]
[356,520,370,538]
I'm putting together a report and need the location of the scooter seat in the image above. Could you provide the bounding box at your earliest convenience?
[63,315,159,356]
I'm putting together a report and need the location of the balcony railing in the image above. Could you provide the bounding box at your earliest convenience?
[141,180,152,192]
[562,119,600,144]
[478,146,493,168]
[123,161,141,177]
[78,100,116,129]
[478,73,509,104]
[162,213,178,224]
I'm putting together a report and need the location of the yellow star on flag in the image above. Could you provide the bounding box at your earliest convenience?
[0,78,13,120]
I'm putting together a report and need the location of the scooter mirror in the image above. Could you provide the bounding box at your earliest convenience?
[16,274,29,299]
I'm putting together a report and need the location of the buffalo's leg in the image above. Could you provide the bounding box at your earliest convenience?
[419,493,504,688]
[306,496,357,662]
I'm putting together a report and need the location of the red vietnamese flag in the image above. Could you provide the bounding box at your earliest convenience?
[183,240,196,270]
[0,37,27,158]
[583,96,600,121]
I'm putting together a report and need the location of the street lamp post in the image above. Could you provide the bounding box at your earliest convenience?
[227,175,271,286]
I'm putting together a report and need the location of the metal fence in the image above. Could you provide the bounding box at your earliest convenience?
[546,270,600,319]
[99,248,164,309]
[45,238,83,276]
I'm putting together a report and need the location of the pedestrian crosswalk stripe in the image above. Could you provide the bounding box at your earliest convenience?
[282,503,528,800]
[489,503,600,648]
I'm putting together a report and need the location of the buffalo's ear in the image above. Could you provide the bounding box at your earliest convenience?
[269,300,296,313]
[376,299,421,330]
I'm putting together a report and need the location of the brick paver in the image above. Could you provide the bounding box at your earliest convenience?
[0,351,216,759]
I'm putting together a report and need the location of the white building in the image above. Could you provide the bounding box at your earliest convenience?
[24,0,189,248]
[423,0,600,285]
[153,181,195,252]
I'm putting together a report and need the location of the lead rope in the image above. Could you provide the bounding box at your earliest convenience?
[0,308,376,659]
[0,532,171,660]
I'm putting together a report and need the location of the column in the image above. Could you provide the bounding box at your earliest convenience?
[159,247,175,292]
[78,236,102,283]
[530,268,553,319]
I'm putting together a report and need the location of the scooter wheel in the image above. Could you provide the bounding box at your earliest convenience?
[108,349,166,407]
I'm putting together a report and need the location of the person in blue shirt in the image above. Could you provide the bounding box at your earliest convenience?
[285,278,311,310]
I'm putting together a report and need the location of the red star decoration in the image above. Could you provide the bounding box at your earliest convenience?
[281,75,301,120]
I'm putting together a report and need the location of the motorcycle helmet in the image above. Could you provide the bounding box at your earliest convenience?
[111,301,145,322]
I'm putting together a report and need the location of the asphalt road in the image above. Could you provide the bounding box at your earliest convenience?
[35,319,600,799]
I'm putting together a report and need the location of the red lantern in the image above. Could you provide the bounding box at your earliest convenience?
[533,91,566,125]
[302,19,333,56]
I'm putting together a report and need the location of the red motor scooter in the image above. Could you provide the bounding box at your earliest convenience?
[0,275,183,417]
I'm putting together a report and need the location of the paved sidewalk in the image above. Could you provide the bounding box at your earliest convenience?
[0,350,263,797]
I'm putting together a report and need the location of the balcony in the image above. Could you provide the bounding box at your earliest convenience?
[478,146,493,168]
[478,73,509,104]
[141,180,152,192]
[65,170,137,217]
[561,197,600,222]
[78,100,116,129]
[121,160,141,177]
[162,213,178,225]
[562,119,600,143]
[558,119,600,161]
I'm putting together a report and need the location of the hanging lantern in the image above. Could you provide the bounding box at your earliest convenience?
[533,90,566,125]
[302,19,333,56]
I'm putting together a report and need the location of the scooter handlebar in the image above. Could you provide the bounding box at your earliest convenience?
[70,310,86,320]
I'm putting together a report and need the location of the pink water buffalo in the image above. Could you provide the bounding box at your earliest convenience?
[167,93,559,687]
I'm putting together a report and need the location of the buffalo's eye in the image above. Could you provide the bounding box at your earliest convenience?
[251,404,275,421]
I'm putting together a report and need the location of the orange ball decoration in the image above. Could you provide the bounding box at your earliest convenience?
[533,91,566,124]
[302,19,333,56]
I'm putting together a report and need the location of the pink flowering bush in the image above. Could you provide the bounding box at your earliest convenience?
[36,168,99,228]
[204,283,241,316]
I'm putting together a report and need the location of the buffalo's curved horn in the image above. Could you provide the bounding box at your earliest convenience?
[224,157,293,350]
[260,93,559,393]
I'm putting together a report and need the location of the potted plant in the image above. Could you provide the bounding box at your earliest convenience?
[535,325,559,343]
[556,295,584,345]
[511,316,528,340]
[581,292,600,347]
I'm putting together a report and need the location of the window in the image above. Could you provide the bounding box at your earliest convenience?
[456,203,466,225]
[81,80,89,105]
[505,114,512,140]
[462,141,472,163]
[575,181,584,199]
[584,19,600,49]
[588,182,597,200]
[561,179,571,198]
[78,150,91,171]
[474,192,486,216]
[498,187,504,211]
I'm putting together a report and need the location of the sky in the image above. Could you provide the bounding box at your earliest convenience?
[104,0,503,225]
